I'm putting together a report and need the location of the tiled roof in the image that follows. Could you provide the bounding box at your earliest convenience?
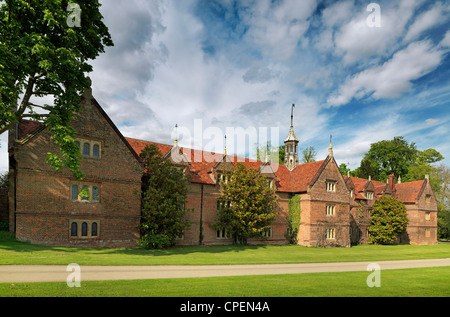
[16,121,429,202]
[395,180,426,203]
[125,137,324,192]
[16,119,44,140]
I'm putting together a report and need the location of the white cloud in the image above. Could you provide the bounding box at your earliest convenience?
[333,0,419,64]
[241,0,317,61]
[440,30,450,47]
[404,2,449,42]
[328,40,445,106]
[425,118,440,126]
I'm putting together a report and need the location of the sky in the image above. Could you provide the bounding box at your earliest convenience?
[1,0,450,172]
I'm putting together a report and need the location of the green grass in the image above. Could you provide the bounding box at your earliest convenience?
[1,231,450,266]
[1,267,449,297]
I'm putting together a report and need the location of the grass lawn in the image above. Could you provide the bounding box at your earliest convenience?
[1,267,449,297]
[1,232,449,299]
[1,232,450,266]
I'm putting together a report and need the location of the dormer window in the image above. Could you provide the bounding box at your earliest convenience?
[217,173,229,184]
[326,181,336,192]
[366,191,374,200]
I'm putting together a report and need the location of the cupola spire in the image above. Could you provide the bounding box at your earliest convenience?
[284,104,299,171]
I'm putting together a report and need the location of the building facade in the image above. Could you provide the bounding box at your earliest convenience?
[7,93,438,248]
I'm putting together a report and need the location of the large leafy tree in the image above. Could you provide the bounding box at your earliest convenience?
[362,136,417,181]
[0,0,113,179]
[214,163,279,245]
[301,146,317,163]
[368,196,409,245]
[138,144,191,249]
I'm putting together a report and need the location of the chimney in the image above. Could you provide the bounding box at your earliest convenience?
[398,175,401,184]
[388,173,395,190]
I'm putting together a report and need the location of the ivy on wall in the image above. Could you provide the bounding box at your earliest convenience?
[286,194,301,244]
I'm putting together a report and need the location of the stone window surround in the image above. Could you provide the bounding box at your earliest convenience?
[70,182,101,203]
[69,219,100,239]
[75,137,102,159]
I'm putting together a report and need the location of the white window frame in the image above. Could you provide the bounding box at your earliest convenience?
[326,228,335,240]
[326,181,336,192]
[326,204,336,216]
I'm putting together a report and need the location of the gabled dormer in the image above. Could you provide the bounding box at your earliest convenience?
[260,162,277,189]
[213,151,234,185]
[344,174,356,199]
[163,145,190,174]
[363,177,375,200]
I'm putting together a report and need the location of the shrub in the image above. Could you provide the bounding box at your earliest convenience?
[368,196,409,244]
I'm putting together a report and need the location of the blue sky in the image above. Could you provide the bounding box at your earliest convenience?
[1,0,449,172]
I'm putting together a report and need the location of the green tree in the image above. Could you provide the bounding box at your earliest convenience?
[213,163,279,245]
[0,0,113,179]
[301,146,317,163]
[356,157,376,179]
[437,203,450,240]
[138,144,191,249]
[338,163,351,176]
[403,149,444,193]
[254,142,283,165]
[368,196,409,245]
[362,137,417,181]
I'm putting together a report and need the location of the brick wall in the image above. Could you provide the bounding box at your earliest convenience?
[11,95,143,248]
[301,158,351,247]
[0,189,8,222]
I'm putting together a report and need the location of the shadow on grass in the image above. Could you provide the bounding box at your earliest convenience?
[0,230,272,257]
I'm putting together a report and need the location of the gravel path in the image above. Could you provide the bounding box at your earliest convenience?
[0,258,449,283]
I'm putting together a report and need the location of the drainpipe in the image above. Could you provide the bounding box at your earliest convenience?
[199,184,204,245]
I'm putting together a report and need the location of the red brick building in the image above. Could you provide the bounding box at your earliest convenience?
[8,89,142,248]
[7,92,438,248]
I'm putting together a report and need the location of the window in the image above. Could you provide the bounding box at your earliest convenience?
[70,222,78,237]
[91,222,98,237]
[326,228,335,240]
[93,144,100,158]
[81,185,89,201]
[83,143,90,157]
[366,191,374,200]
[425,212,431,221]
[75,138,101,159]
[92,186,99,202]
[261,227,272,238]
[425,228,431,238]
[81,222,88,236]
[217,200,231,213]
[70,183,100,203]
[71,185,79,201]
[70,220,100,238]
[216,229,230,239]
[326,204,335,216]
[326,181,336,192]
[425,194,431,203]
